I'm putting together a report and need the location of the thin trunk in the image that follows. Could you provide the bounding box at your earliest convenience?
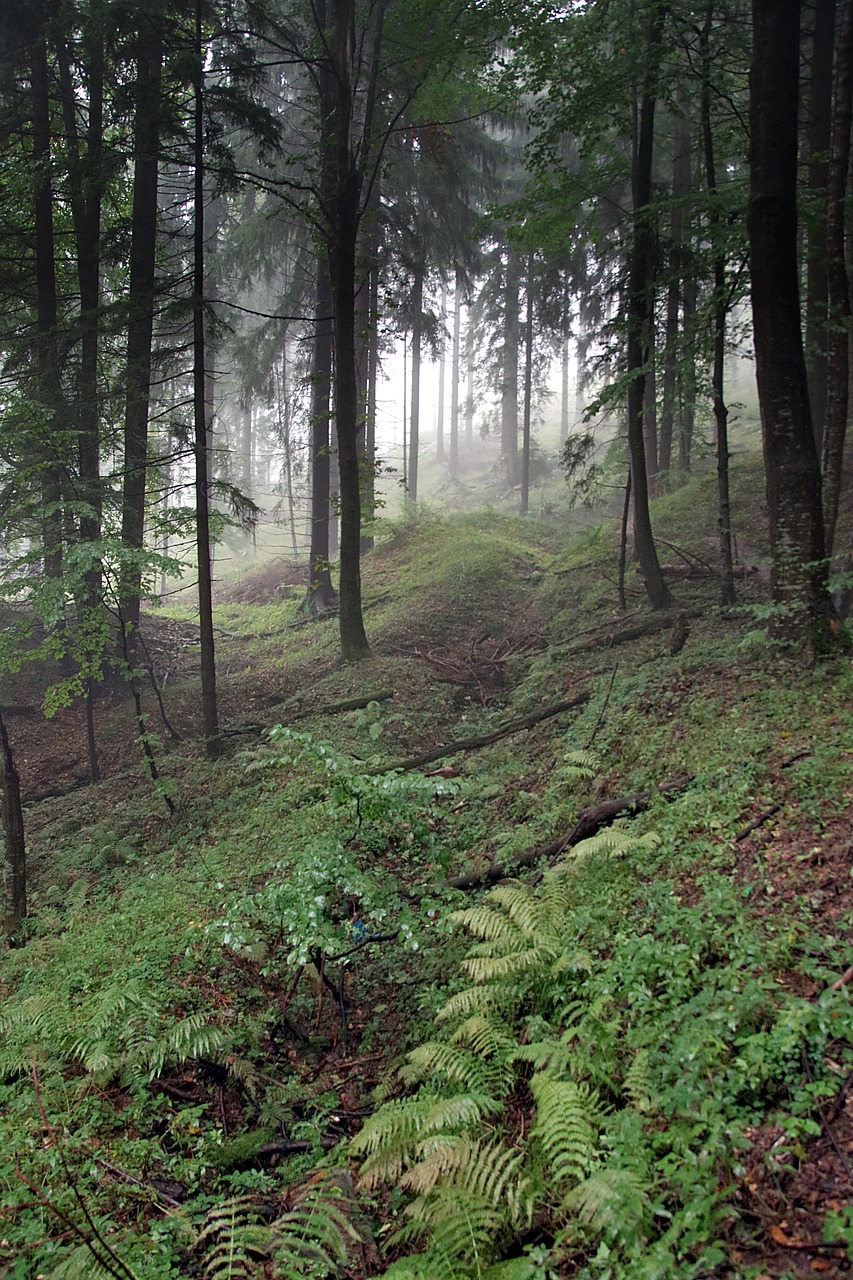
[193,0,220,758]
[119,4,164,647]
[659,89,689,479]
[409,263,424,503]
[749,0,831,641]
[465,310,474,447]
[822,0,853,557]
[701,6,736,605]
[501,251,520,487]
[31,32,63,580]
[618,469,632,613]
[402,329,408,485]
[241,392,253,549]
[805,0,837,451]
[306,263,336,610]
[363,220,380,552]
[521,254,534,515]
[449,269,462,476]
[560,317,570,444]
[281,339,299,561]
[643,302,658,493]
[56,26,104,599]
[679,275,697,469]
[329,0,369,661]
[0,713,26,945]
[436,282,446,462]
[627,7,671,609]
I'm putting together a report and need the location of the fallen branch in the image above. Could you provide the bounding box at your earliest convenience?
[369,691,590,776]
[448,776,691,890]
[222,690,396,738]
[734,803,782,842]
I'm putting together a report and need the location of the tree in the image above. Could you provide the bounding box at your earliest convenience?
[625,2,671,610]
[748,0,831,642]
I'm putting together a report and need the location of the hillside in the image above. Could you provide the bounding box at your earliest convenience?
[2,458,853,1280]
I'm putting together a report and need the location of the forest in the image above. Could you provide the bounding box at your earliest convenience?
[1,0,853,1276]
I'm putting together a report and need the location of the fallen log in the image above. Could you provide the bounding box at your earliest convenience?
[222,689,396,738]
[448,775,691,891]
[370,691,590,776]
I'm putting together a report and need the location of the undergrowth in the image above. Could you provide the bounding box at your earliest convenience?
[2,475,853,1278]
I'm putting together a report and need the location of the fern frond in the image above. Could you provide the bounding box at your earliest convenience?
[565,1167,648,1244]
[402,1134,526,1217]
[622,1049,656,1114]
[530,1073,599,1186]
[47,1244,121,1280]
[400,1041,495,1092]
[354,1092,502,1187]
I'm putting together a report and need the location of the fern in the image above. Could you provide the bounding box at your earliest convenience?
[565,1167,648,1244]
[529,1073,598,1186]
[194,1179,362,1280]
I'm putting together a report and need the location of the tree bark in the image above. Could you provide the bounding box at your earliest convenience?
[193,0,220,758]
[659,88,689,480]
[30,29,63,581]
[805,0,838,452]
[0,713,25,945]
[328,0,370,661]
[306,265,337,611]
[449,269,462,476]
[119,1,164,649]
[626,6,671,609]
[749,0,831,643]
[701,7,736,606]
[436,281,446,462]
[520,253,534,515]
[408,262,424,502]
[822,0,853,558]
[465,308,475,448]
[56,24,104,599]
[501,250,520,487]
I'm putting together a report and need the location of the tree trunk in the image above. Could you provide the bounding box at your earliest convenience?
[701,7,736,606]
[501,250,520,487]
[679,274,697,471]
[362,218,380,552]
[193,0,220,758]
[0,713,25,945]
[241,392,253,550]
[659,88,689,480]
[408,262,424,502]
[306,263,337,610]
[449,269,462,476]
[822,0,853,557]
[749,0,831,643]
[280,338,299,561]
[520,253,534,515]
[30,30,63,582]
[328,0,370,662]
[805,0,837,452]
[626,7,671,610]
[436,281,446,462]
[465,309,475,448]
[56,25,104,601]
[560,306,570,444]
[119,3,164,649]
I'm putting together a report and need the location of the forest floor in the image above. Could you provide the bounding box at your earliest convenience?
[2,455,853,1279]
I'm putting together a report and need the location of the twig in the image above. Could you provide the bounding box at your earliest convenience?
[584,664,619,750]
[447,776,691,891]
[95,1158,182,1208]
[369,691,590,776]
[326,930,400,962]
[829,964,853,993]
[136,631,182,741]
[30,1063,140,1280]
[653,537,715,575]
[734,803,782,842]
